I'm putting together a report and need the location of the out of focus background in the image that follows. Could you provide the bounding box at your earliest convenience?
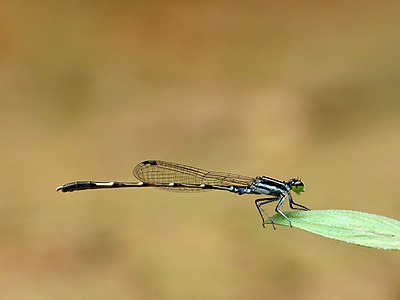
[1,1,399,299]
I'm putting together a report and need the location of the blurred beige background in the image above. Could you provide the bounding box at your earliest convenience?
[1,1,399,299]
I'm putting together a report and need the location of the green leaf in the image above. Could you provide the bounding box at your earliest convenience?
[264,210,400,250]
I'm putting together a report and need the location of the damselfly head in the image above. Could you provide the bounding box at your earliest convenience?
[288,178,305,194]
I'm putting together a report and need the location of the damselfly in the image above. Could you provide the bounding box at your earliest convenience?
[56,160,309,227]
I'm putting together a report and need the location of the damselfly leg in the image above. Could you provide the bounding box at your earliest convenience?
[255,197,280,229]
[288,194,310,211]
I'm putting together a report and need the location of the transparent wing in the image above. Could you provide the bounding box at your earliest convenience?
[133,160,254,192]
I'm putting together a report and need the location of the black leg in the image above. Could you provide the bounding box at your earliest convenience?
[255,197,279,229]
[288,194,310,211]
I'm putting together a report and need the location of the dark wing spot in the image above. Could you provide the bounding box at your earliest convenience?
[142,160,158,165]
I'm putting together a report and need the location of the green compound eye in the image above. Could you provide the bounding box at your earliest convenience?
[288,178,305,194]
[291,182,305,194]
